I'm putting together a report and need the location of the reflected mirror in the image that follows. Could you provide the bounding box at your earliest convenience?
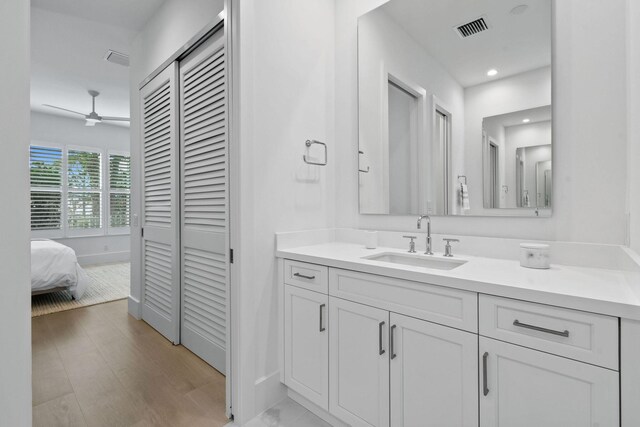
[358,0,552,217]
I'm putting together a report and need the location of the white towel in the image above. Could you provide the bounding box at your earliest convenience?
[460,184,470,210]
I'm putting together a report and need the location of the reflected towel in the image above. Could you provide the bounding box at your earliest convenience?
[460,184,470,210]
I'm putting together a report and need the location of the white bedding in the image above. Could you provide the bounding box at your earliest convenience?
[31,239,88,299]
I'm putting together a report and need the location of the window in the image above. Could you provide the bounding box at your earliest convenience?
[67,149,102,231]
[29,144,130,237]
[29,145,63,231]
[109,153,131,228]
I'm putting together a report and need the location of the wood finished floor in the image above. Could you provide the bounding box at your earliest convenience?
[32,299,228,427]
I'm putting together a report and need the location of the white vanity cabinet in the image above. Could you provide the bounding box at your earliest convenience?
[328,297,479,427]
[329,297,390,427]
[283,284,329,410]
[390,312,478,427]
[279,258,622,427]
[478,294,620,427]
[479,337,619,427]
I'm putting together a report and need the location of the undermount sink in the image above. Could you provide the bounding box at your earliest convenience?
[363,252,467,271]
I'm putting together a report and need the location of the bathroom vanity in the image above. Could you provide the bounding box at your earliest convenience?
[276,230,640,427]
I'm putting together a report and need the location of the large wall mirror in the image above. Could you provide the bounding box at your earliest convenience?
[358,0,552,217]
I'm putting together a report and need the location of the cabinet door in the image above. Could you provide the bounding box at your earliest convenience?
[390,313,478,427]
[284,286,329,410]
[480,337,619,427]
[329,297,389,427]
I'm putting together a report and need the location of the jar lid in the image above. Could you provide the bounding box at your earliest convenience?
[520,243,550,249]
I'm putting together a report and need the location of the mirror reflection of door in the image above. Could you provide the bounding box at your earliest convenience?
[516,151,525,207]
[488,141,499,208]
[537,160,552,207]
[388,80,419,214]
[434,109,450,215]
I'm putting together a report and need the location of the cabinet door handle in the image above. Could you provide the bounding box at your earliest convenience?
[482,352,489,396]
[319,304,326,332]
[378,321,385,355]
[390,324,397,360]
[293,272,316,280]
[513,320,569,337]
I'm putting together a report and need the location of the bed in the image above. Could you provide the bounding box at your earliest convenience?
[31,239,88,299]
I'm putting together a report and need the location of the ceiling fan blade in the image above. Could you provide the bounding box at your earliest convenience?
[101,116,130,122]
[43,104,87,117]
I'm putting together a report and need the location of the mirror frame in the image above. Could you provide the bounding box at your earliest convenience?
[356,0,554,218]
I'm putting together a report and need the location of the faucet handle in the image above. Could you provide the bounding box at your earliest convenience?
[443,238,459,257]
[403,235,417,253]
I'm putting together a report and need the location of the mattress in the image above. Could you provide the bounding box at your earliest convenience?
[31,239,88,299]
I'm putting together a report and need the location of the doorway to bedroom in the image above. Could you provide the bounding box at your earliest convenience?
[29,1,134,317]
[29,1,233,426]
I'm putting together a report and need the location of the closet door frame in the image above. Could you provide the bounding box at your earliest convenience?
[137,11,236,419]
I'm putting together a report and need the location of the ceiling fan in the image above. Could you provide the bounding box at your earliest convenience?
[43,90,130,127]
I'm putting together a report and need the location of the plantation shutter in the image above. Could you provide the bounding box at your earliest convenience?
[179,29,228,373]
[109,153,131,228]
[140,63,180,343]
[67,149,102,230]
[30,145,63,230]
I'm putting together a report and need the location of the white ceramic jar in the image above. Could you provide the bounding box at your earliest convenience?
[520,243,550,269]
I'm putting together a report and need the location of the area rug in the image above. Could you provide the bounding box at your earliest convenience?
[31,262,130,317]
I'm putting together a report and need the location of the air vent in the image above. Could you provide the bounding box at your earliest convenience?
[104,49,130,67]
[454,16,490,38]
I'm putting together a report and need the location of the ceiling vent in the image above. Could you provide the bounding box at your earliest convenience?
[104,49,130,67]
[454,16,490,39]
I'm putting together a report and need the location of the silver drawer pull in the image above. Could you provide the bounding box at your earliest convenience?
[378,321,385,355]
[319,304,326,332]
[513,320,570,337]
[390,325,397,360]
[482,352,489,396]
[293,272,316,280]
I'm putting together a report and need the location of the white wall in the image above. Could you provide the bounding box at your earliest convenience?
[336,0,629,245]
[128,0,224,317]
[31,111,131,264]
[357,7,465,215]
[0,0,32,424]
[233,0,336,421]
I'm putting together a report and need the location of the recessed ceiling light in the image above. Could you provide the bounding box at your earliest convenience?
[522,118,531,123]
[487,69,498,77]
[510,5,529,15]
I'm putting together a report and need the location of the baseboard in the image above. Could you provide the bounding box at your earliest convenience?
[287,389,349,427]
[77,250,130,266]
[128,296,142,319]
[254,371,286,417]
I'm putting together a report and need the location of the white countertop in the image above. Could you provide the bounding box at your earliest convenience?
[277,242,640,320]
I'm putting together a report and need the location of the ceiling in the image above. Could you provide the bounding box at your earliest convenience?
[484,104,551,128]
[30,0,165,126]
[380,0,552,88]
[31,0,166,32]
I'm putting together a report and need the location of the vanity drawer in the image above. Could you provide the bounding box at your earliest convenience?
[329,268,477,332]
[479,295,618,370]
[284,260,328,293]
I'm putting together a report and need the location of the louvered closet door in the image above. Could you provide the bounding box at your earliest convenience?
[179,29,228,373]
[140,63,180,344]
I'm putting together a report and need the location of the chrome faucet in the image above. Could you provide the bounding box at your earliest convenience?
[417,215,433,255]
